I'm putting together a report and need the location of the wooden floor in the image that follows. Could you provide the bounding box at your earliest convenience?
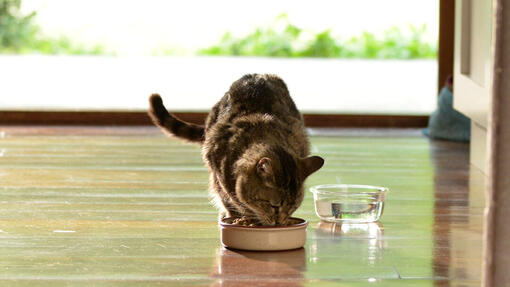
[0,126,485,286]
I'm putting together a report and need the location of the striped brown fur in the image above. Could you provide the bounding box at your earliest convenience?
[148,74,324,226]
[148,94,204,143]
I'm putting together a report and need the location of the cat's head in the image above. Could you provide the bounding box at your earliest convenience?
[235,146,324,226]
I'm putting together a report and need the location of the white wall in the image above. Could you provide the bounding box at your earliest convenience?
[0,56,437,114]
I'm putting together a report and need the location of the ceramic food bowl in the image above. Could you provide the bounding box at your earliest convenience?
[219,217,308,251]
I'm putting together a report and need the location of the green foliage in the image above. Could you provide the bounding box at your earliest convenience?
[297,30,342,58]
[26,36,109,55]
[0,0,109,55]
[198,15,437,59]
[0,0,37,51]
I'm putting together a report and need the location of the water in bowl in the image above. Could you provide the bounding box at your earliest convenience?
[315,200,384,222]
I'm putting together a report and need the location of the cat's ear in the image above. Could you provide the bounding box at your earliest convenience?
[256,157,273,176]
[300,156,324,179]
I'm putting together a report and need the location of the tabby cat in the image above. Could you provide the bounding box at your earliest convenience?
[148,74,324,226]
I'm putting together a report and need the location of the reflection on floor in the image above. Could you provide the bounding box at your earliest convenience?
[0,127,484,286]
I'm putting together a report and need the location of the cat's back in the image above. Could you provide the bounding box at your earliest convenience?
[206,74,302,130]
[228,74,300,118]
[203,74,309,163]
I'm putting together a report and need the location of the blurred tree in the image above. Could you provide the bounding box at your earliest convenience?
[0,0,37,52]
[0,0,108,55]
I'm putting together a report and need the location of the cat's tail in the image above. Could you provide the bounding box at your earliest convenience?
[148,94,205,144]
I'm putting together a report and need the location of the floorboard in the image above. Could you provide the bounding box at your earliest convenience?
[0,126,484,286]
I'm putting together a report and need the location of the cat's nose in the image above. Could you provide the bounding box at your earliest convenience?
[271,205,280,214]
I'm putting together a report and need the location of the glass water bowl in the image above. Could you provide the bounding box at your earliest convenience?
[310,184,389,223]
